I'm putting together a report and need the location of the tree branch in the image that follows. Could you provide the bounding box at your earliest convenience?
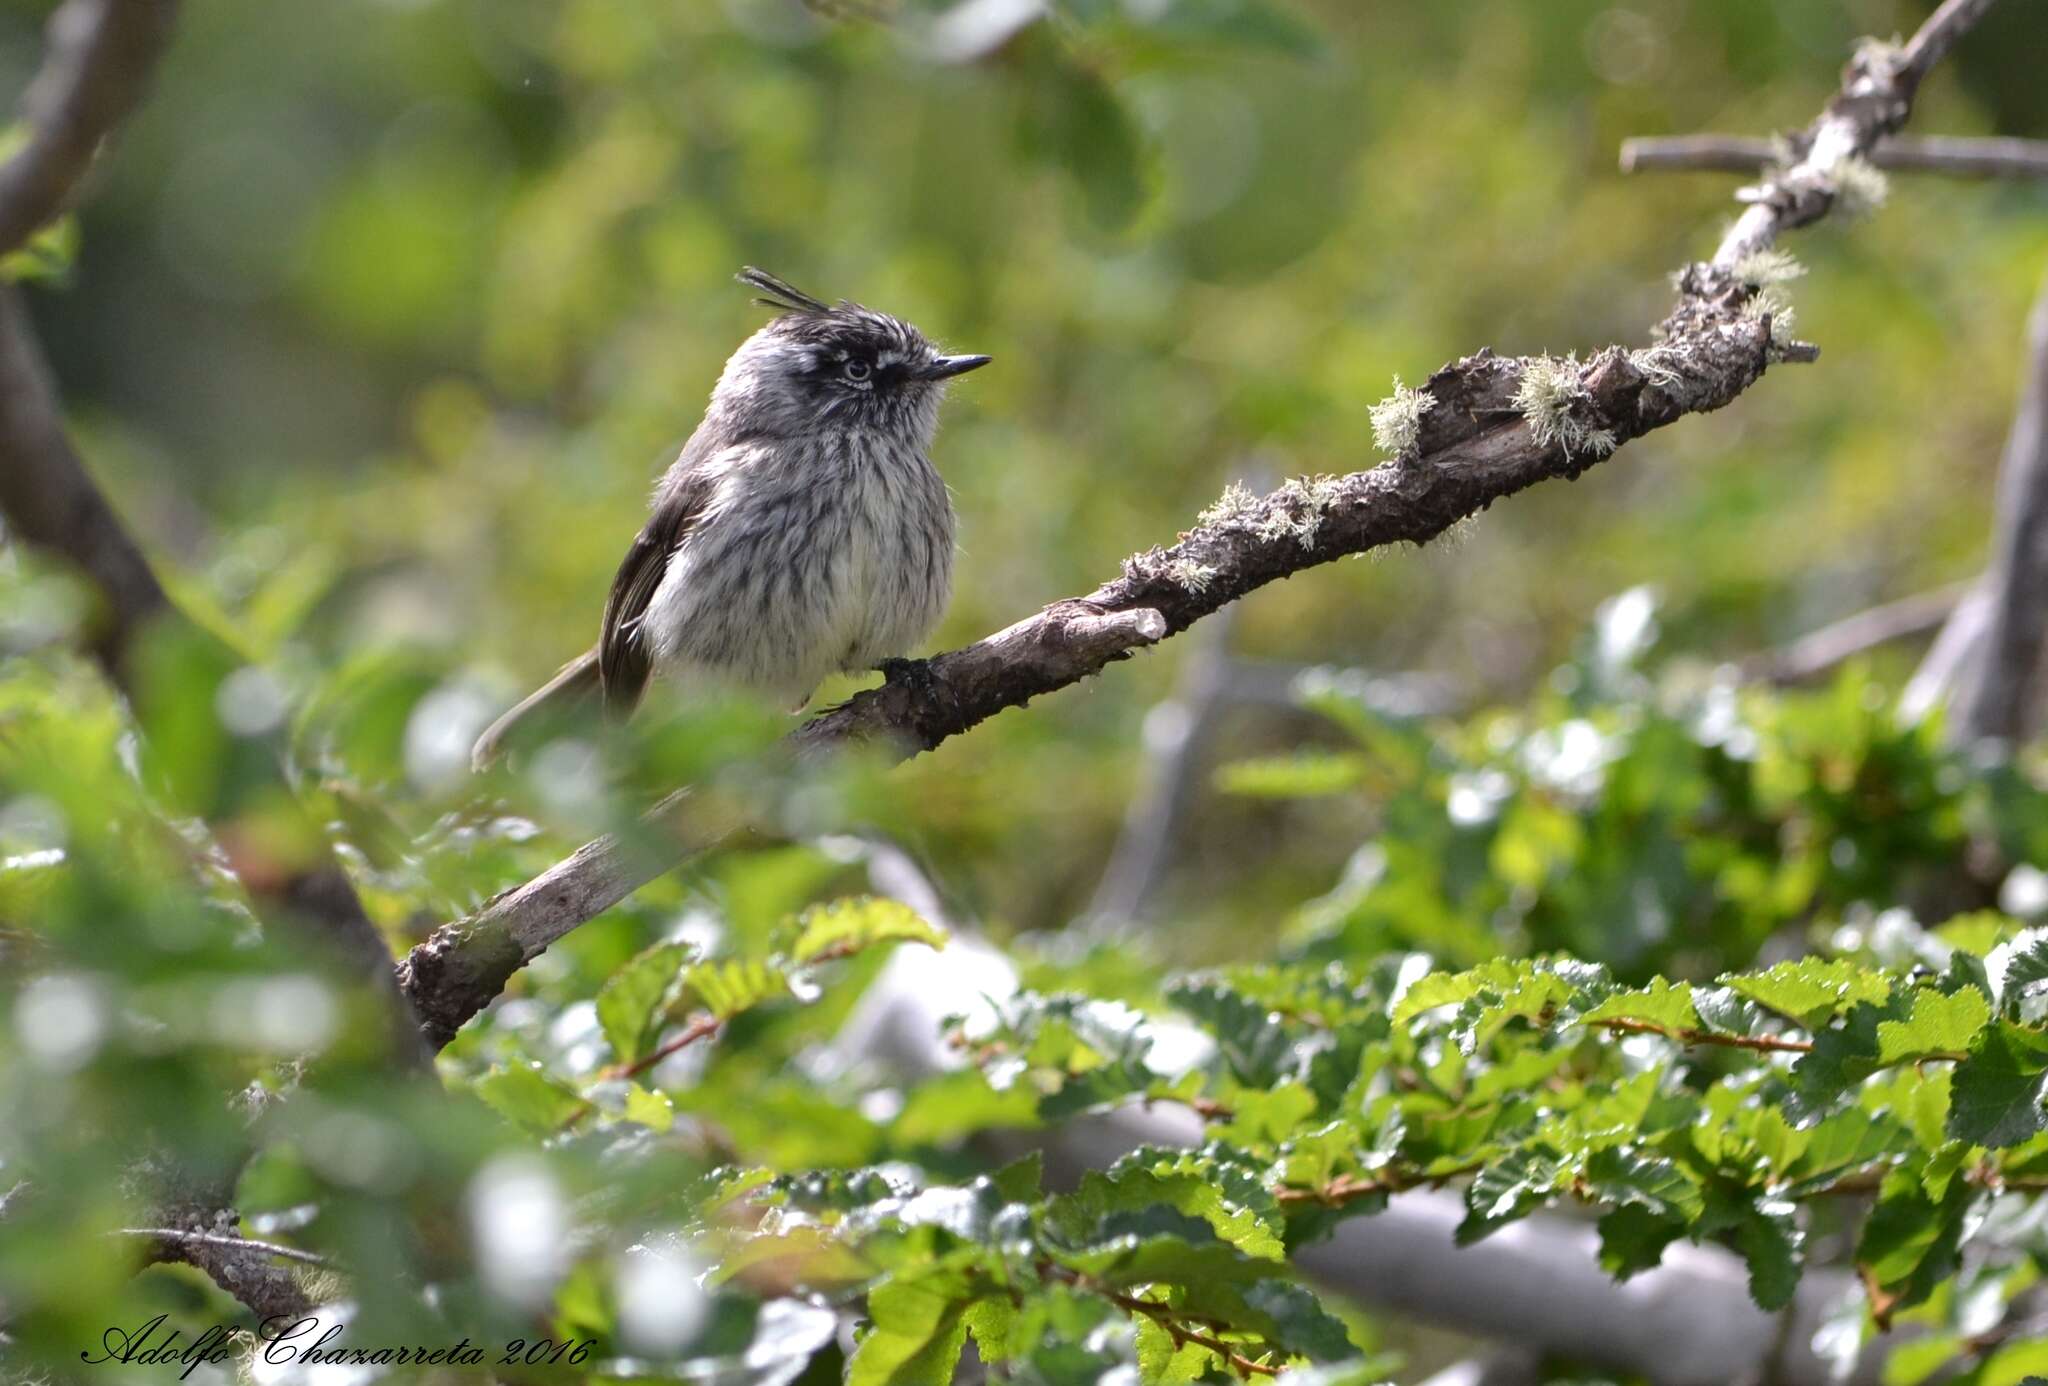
[1744,582,1968,685]
[0,0,180,259]
[137,1207,317,1323]
[1622,133,2048,180]
[1950,269,2048,742]
[0,0,430,1073]
[398,0,2004,1047]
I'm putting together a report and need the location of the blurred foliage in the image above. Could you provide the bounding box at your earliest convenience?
[5,0,2048,1383]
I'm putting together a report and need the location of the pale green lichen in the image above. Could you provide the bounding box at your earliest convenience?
[1165,557,1218,593]
[1514,355,1617,460]
[1828,155,1889,216]
[1369,376,1436,458]
[1198,480,1262,529]
[1628,345,1687,390]
[1741,287,1799,352]
[1283,474,1344,548]
[1731,248,1805,289]
[1852,35,1906,76]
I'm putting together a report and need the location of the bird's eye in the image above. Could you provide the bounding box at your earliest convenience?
[843,359,872,383]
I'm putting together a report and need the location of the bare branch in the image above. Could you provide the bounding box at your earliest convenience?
[0,0,180,258]
[136,1207,317,1323]
[1951,270,2048,743]
[1745,582,1968,685]
[0,4,430,1068]
[1622,133,2048,181]
[119,1227,328,1268]
[398,0,2002,1046]
[0,286,169,683]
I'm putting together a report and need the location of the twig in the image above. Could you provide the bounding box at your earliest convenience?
[136,1207,317,1323]
[1949,269,2048,743]
[1085,597,1243,927]
[1622,133,2048,180]
[118,1227,329,1268]
[1593,1017,1815,1054]
[0,0,179,258]
[1744,583,1969,684]
[606,1013,720,1082]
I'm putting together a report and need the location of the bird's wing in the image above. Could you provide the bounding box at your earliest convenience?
[597,457,723,719]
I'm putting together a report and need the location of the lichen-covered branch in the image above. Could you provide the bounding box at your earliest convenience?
[398,0,2003,1047]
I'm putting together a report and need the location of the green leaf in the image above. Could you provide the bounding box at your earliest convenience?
[848,1276,970,1386]
[1015,38,1150,231]
[1856,1170,1971,1317]
[622,1083,675,1132]
[1731,1201,1802,1311]
[1578,978,1699,1033]
[1596,1204,1683,1280]
[1457,1148,1563,1244]
[1874,987,1988,1063]
[1784,1002,1894,1127]
[1722,959,1891,1029]
[1049,1152,1284,1260]
[1947,1020,2048,1148]
[686,958,791,1020]
[597,941,690,1066]
[1582,1147,1703,1223]
[1135,1317,1211,1385]
[790,896,946,964]
[1991,927,2048,1007]
[475,1064,585,1133]
[1170,977,1295,1086]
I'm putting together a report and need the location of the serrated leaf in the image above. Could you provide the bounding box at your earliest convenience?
[1784,1002,1894,1127]
[1170,976,1295,1086]
[685,958,790,1020]
[1990,927,2048,1008]
[848,1276,970,1386]
[1722,959,1891,1029]
[597,941,689,1066]
[1731,1200,1802,1311]
[1457,1148,1562,1244]
[1579,978,1699,1033]
[1596,1203,1682,1280]
[1049,1156,1283,1260]
[475,1064,585,1133]
[1135,1316,1211,1385]
[1947,1020,2048,1148]
[1583,1147,1704,1223]
[1856,1169,1970,1314]
[1875,987,1988,1063]
[791,896,946,964]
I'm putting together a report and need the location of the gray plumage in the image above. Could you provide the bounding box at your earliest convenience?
[472,268,987,770]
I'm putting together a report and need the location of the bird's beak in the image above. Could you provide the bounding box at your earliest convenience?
[922,354,992,380]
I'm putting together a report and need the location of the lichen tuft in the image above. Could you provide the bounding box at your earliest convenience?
[1731,248,1805,289]
[1198,481,1262,529]
[1828,155,1889,216]
[1164,556,1218,593]
[1369,377,1436,458]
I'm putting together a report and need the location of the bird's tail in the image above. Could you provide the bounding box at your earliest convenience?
[471,648,603,772]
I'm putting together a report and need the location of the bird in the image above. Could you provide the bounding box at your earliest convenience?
[471,268,989,771]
